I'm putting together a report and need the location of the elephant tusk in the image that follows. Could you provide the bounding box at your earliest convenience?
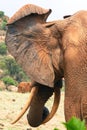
[11,86,38,124]
[42,88,60,124]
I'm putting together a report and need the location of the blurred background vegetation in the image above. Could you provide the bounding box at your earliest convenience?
[0,11,29,87]
[0,41,29,86]
[0,11,8,30]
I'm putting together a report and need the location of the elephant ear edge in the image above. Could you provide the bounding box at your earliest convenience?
[8,4,52,24]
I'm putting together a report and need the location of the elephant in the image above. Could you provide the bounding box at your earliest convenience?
[5,4,87,128]
[17,82,32,93]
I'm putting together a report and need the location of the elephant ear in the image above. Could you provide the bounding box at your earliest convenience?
[8,4,52,24]
[6,4,55,87]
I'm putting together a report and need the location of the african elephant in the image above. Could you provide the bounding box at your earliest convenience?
[5,4,87,128]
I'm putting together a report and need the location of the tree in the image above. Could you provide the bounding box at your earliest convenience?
[1,21,7,30]
[4,57,29,82]
[0,42,7,55]
[0,11,4,18]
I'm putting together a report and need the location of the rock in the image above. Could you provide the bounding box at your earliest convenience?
[0,80,6,90]
[18,82,31,93]
[7,85,18,92]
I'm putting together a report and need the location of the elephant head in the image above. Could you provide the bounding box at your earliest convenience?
[6,4,87,128]
[6,4,63,87]
[6,4,63,127]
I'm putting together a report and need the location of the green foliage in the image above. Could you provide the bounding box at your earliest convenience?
[0,11,29,85]
[63,117,86,130]
[0,10,7,30]
[2,17,7,22]
[0,42,7,55]
[53,117,86,130]
[0,57,6,69]
[5,57,20,76]
[53,128,59,130]
[4,57,29,82]
[2,76,17,86]
[0,11,4,18]
[1,21,7,30]
[0,55,29,85]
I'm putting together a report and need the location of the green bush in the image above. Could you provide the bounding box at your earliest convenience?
[0,42,7,55]
[0,59,6,69]
[1,21,7,30]
[4,57,20,76]
[53,128,59,130]
[2,76,17,86]
[0,55,29,84]
[0,11,4,18]
[53,117,86,130]
[63,117,86,130]
[4,57,29,82]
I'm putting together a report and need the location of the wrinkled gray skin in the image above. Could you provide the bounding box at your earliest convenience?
[27,81,62,127]
[5,4,87,128]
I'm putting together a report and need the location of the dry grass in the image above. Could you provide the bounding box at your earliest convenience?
[0,90,65,130]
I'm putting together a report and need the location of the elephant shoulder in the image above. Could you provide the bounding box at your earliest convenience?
[71,10,87,26]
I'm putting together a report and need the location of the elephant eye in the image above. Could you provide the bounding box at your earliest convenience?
[23,33,34,38]
[8,25,18,34]
[27,34,34,38]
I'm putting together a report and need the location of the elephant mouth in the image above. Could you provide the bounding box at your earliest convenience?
[11,86,60,126]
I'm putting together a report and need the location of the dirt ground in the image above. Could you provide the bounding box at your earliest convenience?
[0,90,66,130]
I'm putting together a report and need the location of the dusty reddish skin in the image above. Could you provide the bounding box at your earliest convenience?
[18,82,32,93]
[6,3,87,128]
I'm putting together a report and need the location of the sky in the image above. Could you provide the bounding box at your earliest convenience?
[0,0,87,21]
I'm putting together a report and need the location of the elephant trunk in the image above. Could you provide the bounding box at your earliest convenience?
[27,82,61,127]
[27,100,48,127]
[11,82,61,127]
[27,84,53,127]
